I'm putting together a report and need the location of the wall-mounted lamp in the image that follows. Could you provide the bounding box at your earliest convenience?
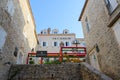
[95,44,100,53]
[14,47,18,57]
[4,62,11,66]
[31,48,34,52]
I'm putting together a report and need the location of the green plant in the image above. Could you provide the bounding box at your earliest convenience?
[29,60,34,64]
[62,60,67,62]
[44,62,53,64]
[53,60,61,64]
[44,60,61,64]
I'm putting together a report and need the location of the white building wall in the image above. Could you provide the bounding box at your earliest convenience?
[38,34,85,53]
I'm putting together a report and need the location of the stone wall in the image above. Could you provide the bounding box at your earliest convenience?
[79,0,120,79]
[7,63,113,80]
[0,0,38,79]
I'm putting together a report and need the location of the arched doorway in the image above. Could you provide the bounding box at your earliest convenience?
[16,51,23,64]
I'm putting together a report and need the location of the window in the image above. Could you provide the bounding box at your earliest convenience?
[44,32,47,34]
[52,29,58,34]
[65,42,69,46]
[65,31,68,34]
[105,0,118,13]
[63,29,69,34]
[54,31,57,34]
[54,42,58,46]
[41,31,43,34]
[85,17,90,32]
[43,42,46,46]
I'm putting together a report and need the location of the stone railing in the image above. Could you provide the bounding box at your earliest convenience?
[80,62,113,80]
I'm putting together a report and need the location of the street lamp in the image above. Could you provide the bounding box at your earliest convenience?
[72,39,80,47]
[72,39,80,53]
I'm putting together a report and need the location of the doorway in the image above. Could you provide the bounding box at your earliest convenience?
[89,49,100,71]
[16,52,23,64]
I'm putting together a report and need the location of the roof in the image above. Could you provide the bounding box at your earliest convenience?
[38,33,76,37]
[78,0,88,21]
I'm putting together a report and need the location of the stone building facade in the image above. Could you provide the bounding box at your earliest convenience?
[79,0,120,79]
[0,0,38,79]
[36,28,86,63]
[38,28,85,53]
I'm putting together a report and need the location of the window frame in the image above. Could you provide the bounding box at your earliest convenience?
[65,42,69,46]
[105,0,118,14]
[54,42,58,47]
[43,42,47,47]
[85,17,90,32]
[65,31,68,34]
[54,31,58,34]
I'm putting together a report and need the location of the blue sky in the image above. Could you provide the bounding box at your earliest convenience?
[30,0,85,38]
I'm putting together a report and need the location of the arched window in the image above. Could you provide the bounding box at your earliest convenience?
[52,29,59,34]
[63,29,69,34]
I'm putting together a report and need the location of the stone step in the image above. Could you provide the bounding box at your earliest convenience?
[8,63,82,80]
[7,63,113,80]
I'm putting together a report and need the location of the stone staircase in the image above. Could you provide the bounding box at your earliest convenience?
[7,63,113,80]
[8,63,82,80]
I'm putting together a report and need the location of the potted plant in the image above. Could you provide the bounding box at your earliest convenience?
[29,58,34,64]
